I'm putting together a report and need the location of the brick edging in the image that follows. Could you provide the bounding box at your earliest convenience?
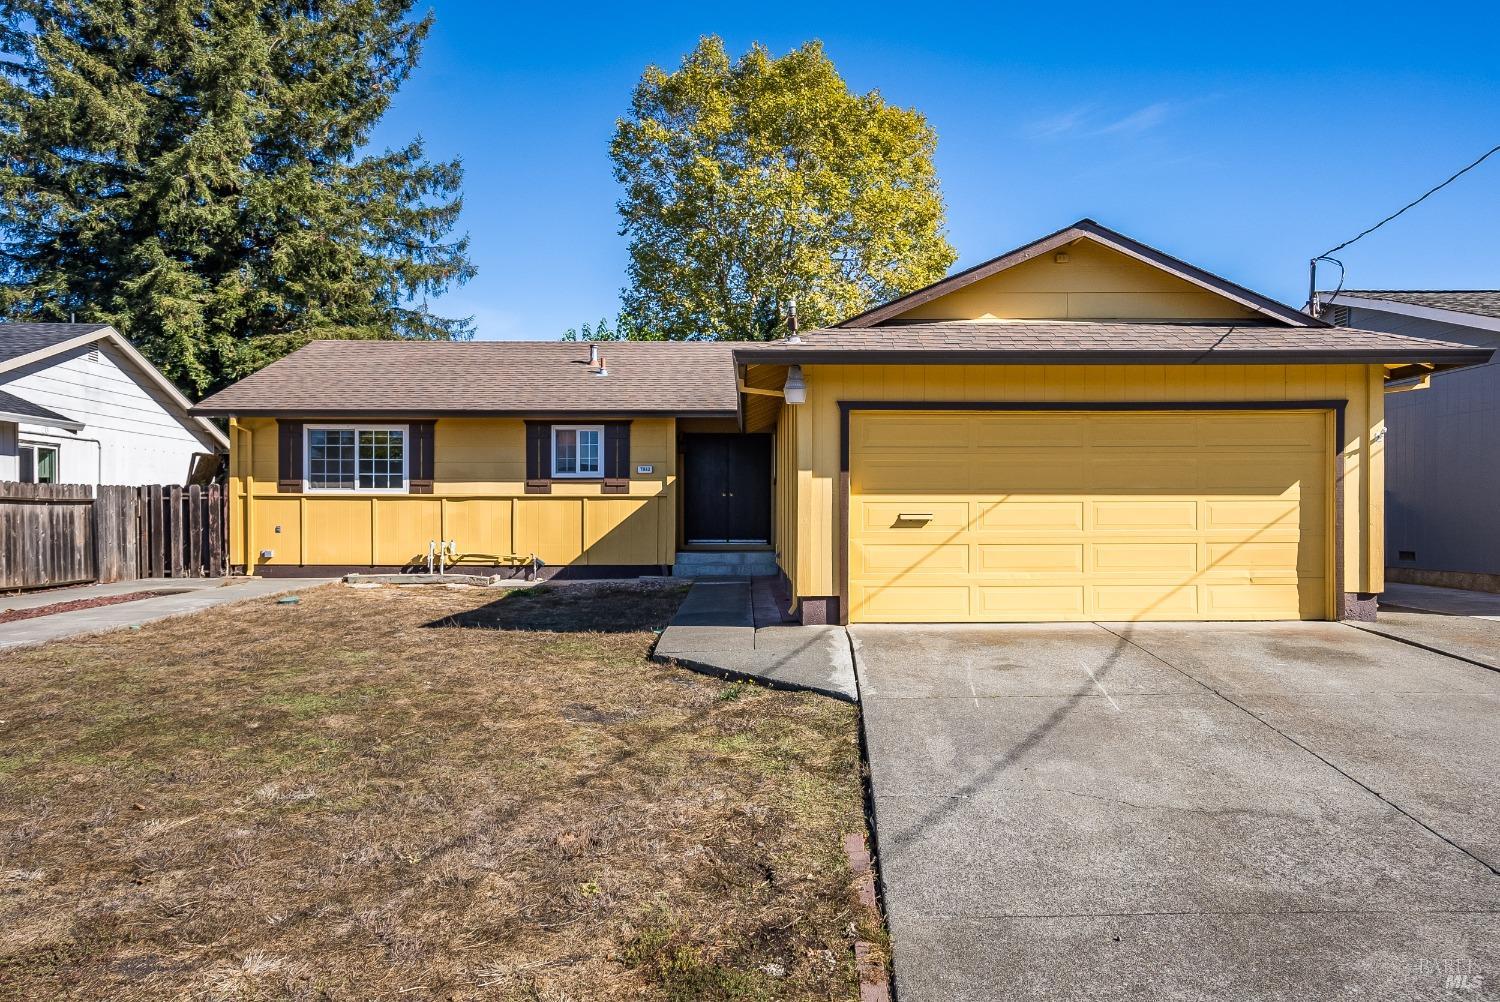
[843,832,891,1002]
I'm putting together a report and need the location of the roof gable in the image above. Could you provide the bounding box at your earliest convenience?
[839,220,1326,328]
[0,323,227,449]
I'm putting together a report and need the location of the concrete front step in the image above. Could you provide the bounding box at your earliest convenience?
[673,550,778,579]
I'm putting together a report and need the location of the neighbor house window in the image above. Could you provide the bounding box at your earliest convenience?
[305,425,406,492]
[19,442,58,484]
[551,425,603,478]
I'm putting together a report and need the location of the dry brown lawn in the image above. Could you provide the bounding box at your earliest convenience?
[0,582,875,1001]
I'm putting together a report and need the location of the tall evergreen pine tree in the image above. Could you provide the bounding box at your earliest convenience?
[0,0,474,394]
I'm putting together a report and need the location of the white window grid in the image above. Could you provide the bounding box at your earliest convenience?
[551,424,604,478]
[304,424,409,494]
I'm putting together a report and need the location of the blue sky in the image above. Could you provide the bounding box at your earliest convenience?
[369,1,1500,340]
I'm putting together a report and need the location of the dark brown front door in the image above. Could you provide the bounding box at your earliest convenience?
[683,434,771,544]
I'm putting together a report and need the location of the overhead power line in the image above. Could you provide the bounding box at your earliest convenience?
[1309,143,1500,317]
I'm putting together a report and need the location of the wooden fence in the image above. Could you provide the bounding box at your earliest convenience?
[0,483,227,591]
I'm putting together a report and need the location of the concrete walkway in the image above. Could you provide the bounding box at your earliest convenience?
[652,580,857,701]
[1348,582,1500,672]
[1381,581,1500,618]
[0,577,334,652]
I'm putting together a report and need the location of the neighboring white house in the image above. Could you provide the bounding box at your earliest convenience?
[0,323,227,488]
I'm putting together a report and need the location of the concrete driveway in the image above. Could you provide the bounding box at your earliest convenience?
[851,620,1500,1001]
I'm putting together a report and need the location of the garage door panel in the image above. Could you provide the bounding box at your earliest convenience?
[975,500,1085,532]
[859,500,968,532]
[976,586,1086,618]
[1198,456,1319,493]
[856,416,975,451]
[849,410,1330,623]
[972,415,1090,448]
[857,459,971,493]
[1203,499,1302,532]
[969,457,1088,490]
[1207,541,1318,575]
[855,542,968,578]
[976,544,1084,574]
[1093,584,1199,619]
[1091,416,1204,448]
[1093,542,1198,573]
[1093,500,1199,531]
[1204,583,1322,618]
[1200,414,1326,448]
[855,585,970,622]
[1089,458,1203,491]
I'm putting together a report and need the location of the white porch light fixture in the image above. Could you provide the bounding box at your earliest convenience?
[783,364,806,405]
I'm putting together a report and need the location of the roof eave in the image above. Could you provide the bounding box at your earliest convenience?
[0,409,85,431]
[732,346,1495,368]
[189,407,741,420]
[1318,293,1500,334]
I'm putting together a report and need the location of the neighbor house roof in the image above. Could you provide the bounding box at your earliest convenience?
[735,320,1493,370]
[837,219,1328,329]
[191,340,741,417]
[0,323,112,364]
[0,388,82,431]
[1322,291,1500,321]
[0,322,228,449]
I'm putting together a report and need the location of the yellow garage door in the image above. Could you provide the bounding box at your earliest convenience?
[848,410,1330,623]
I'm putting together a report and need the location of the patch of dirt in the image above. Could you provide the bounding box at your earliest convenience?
[0,590,179,625]
[0,581,872,1000]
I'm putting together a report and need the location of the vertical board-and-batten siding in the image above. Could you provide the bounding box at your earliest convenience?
[229,416,677,571]
[1346,305,1500,577]
[1,341,217,486]
[769,363,1385,611]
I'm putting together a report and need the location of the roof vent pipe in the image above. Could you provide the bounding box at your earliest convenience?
[587,343,599,365]
[785,297,802,344]
[595,352,608,377]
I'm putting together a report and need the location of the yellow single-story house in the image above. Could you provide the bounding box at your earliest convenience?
[193,220,1491,625]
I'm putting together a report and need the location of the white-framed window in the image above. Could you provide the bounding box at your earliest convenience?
[18,442,59,484]
[551,424,603,478]
[304,424,407,493]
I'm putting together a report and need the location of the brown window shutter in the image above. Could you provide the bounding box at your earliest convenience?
[277,420,304,493]
[525,421,551,494]
[602,421,630,493]
[409,421,435,494]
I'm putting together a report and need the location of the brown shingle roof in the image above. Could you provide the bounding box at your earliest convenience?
[192,340,740,416]
[1335,291,1500,320]
[195,320,1497,419]
[734,320,1492,368]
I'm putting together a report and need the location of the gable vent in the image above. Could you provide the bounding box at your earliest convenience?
[1329,305,1351,327]
[85,347,102,364]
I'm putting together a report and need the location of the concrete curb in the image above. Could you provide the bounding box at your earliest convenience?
[842,832,892,1002]
[1350,622,1500,675]
[648,649,859,703]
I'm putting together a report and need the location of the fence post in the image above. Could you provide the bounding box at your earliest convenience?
[207,484,224,576]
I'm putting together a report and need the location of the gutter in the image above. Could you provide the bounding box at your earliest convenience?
[731,346,1496,369]
[188,408,742,420]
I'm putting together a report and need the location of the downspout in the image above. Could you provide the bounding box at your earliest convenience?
[59,432,105,491]
[232,419,255,577]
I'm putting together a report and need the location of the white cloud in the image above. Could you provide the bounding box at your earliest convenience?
[1094,101,1174,136]
[1026,105,1096,139]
